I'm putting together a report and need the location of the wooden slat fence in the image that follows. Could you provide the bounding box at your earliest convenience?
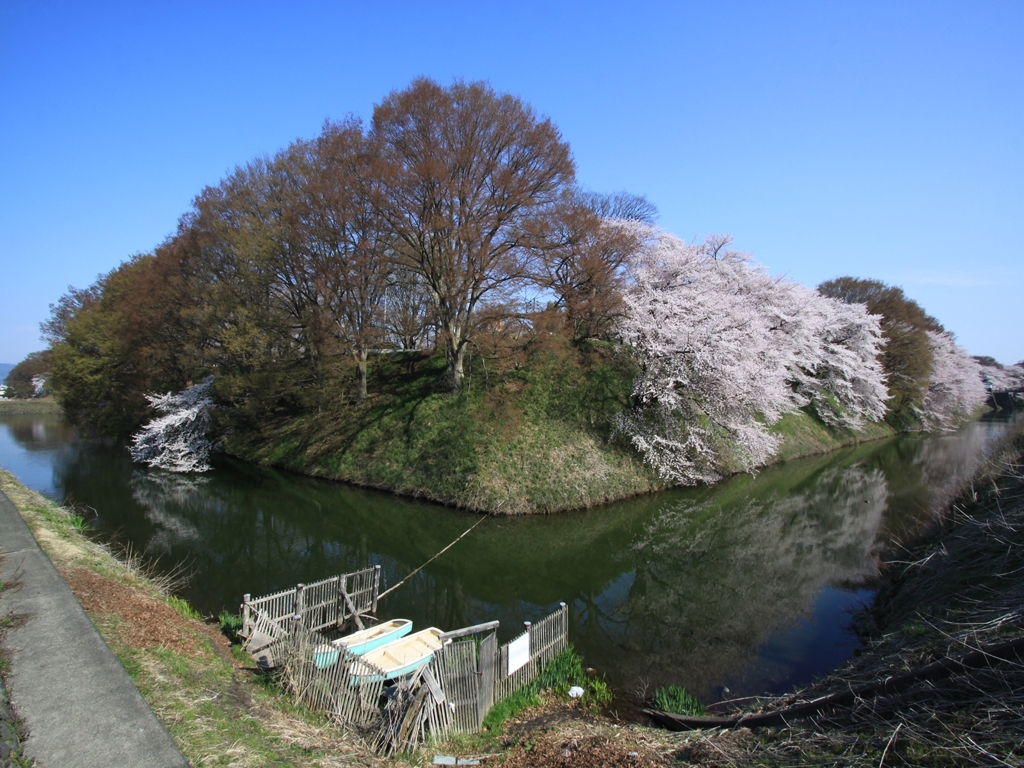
[424,603,569,742]
[243,604,288,668]
[241,565,381,643]
[241,585,295,640]
[424,665,453,743]
[240,579,569,752]
[495,602,569,702]
[431,640,481,735]
[274,616,388,728]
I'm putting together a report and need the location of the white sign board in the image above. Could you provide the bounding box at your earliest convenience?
[507,633,531,676]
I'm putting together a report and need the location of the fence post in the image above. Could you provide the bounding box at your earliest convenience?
[296,583,305,627]
[371,564,381,614]
[478,631,497,728]
[288,613,303,704]
[524,621,532,668]
[334,576,343,628]
[242,593,251,637]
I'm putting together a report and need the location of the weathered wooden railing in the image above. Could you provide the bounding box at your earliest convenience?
[239,574,570,753]
[422,603,570,741]
[240,565,381,649]
[274,616,388,728]
[495,602,569,703]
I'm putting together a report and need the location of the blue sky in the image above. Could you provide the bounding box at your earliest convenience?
[2,1,1021,365]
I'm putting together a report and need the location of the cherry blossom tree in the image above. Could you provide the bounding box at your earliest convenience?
[129,377,215,473]
[921,331,987,429]
[614,227,888,485]
[977,359,1024,394]
[788,291,889,429]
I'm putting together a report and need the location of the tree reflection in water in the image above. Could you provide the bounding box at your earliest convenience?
[583,464,888,698]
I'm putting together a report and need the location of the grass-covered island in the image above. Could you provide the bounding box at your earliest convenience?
[21,79,1010,512]
[224,342,895,514]
[0,398,62,415]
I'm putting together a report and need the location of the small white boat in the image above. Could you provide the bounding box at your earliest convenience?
[312,619,414,669]
[334,619,413,656]
[350,627,443,681]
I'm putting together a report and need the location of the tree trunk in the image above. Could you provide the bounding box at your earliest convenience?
[356,349,368,402]
[444,331,466,391]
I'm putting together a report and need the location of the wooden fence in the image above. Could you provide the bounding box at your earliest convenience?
[359,602,570,750]
[239,573,570,753]
[495,602,569,703]
[273,615,389,728]
[240,565,381,656]
[424,602,570,740]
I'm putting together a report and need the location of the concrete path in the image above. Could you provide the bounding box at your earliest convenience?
[0,489,190,768]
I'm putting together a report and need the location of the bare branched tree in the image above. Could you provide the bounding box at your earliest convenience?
[534,191,655,344]
[366,78,576,390]
[297,120,394,401]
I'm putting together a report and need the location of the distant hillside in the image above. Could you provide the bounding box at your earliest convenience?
[0,363,14,383]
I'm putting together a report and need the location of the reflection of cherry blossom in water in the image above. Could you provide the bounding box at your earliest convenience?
[903,420,1005,517]
[130,470,207,552]
[574,463,889,696]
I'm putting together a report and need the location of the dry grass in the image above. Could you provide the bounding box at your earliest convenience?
[111,540,195,596]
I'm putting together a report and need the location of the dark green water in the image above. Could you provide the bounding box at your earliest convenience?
[0,411,1013,703]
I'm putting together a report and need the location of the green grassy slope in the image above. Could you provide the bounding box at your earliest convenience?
[226,342,894,514]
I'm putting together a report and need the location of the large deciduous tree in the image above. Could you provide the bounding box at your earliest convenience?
[818,277,941,427]
[43,248,207,435]
[298,120,394,401]
[977,358,1024,395]
[367,78,576,389]
[535,191,655,344]
[42,258,189,436]
[4,350,53,399]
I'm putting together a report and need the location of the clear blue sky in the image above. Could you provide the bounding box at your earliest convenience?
[2,1,1021,365]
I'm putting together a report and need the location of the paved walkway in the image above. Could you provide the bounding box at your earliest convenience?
[0,489,190,767]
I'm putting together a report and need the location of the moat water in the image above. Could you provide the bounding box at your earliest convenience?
[0,411,1014,703]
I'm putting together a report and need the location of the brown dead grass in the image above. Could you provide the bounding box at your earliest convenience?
[59,565,200,654]
[487,700,670,768]
[502,731,668,768]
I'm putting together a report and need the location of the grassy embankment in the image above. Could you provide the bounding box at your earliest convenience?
[0,468,384,767]
[227,341,894,514]
[0,398,62,414]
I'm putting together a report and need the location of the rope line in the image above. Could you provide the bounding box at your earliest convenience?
[377,510,495,601]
